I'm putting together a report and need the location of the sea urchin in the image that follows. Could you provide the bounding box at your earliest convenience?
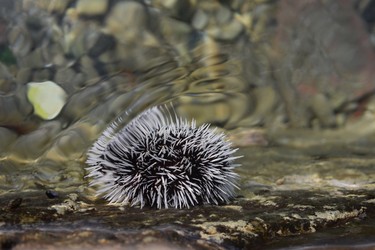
[86,105,240,209]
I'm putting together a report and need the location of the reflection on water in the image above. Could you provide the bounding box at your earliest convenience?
[0,0,373,199]
[0,0,265,191]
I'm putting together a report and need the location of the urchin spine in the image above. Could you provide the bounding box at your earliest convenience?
[86,104,241,209]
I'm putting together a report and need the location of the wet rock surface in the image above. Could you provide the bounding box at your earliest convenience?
[0,189,373,249]
[1,145,375,249]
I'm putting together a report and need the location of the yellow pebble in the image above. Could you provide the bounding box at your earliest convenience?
[27,81,67,120]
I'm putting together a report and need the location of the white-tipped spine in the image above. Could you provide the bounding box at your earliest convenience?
[86,104,240,209]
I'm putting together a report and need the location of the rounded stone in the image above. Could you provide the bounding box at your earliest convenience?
[27,81,67,120]
[76,0,108,16]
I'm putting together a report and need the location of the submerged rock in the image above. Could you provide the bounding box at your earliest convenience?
[26,81,67,120]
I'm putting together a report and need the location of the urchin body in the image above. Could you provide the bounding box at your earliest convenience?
[86,105,240,209]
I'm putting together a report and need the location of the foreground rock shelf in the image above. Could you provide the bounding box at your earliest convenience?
[1,187,374,249]
[1,142,375,249]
